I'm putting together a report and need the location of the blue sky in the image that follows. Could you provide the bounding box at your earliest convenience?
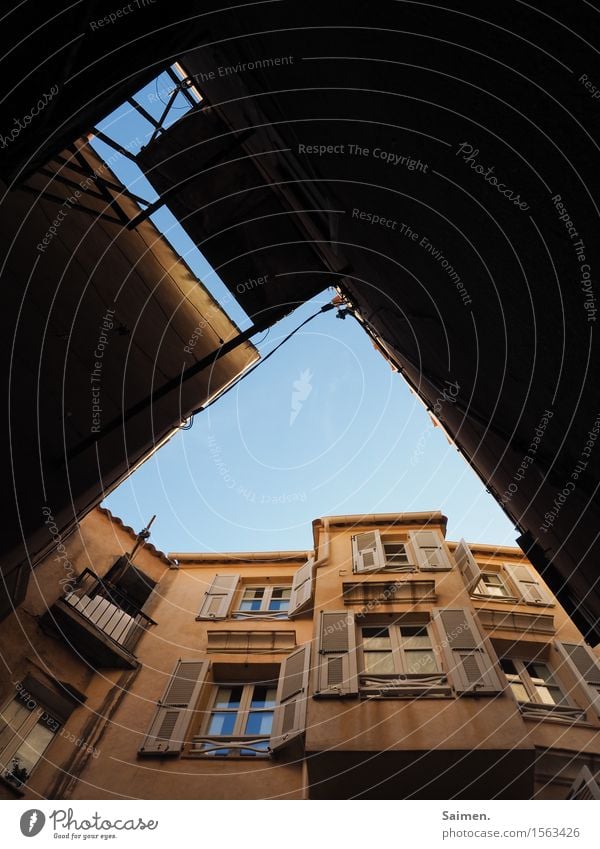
[96,71,517,555]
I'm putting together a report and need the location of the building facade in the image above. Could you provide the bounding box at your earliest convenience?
[1,508,600,800]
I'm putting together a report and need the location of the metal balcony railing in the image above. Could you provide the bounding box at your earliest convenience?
[63,568,153,654]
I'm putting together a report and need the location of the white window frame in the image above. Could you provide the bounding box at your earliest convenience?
[194,681,277,757]
[233,584,292,617]
[0,694,60,789]
[473,571,515,599]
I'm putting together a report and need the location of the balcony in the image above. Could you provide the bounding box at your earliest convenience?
[46,569,154,668]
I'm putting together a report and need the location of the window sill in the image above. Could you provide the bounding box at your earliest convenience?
[471,593,520,604]
[472,595,554,608]
[359,673,451,699]
[518,702,589,726]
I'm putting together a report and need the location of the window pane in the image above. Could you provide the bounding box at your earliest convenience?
[244,711,274,736]
[500,658,518,676]
[213,687,243,709]
[250,686,277,709]
[400,626,431,650]
[481,573,509,595]
[0,698,30,729]
[364,651,395,674]
[268,588,291,611]
[239,601,263,611]
[509,681,529,703]
[202,745,231,757]
[0,700,32,752]
[268,599,290,611]
[526,662,551,682]
[529,678,567,706]
[207,712,237,736]
[384,543,408,563]
[532,682,567,706]
[362,627,391,650]
[240,588,265,611]
[11,721,54,776]
[484,574,503,586]
[405,650,437,674]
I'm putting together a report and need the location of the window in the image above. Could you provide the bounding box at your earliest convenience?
[361,623,439,676]
[196,683,277,756]
[0,694,59,789]
[500,658,569,706]
[475,572,512,598]
[503,564,553,605]
[382,542,411,569]
[235,586,291,616]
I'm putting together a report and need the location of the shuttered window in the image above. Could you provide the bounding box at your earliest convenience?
[556,642,600,717]
[410,530,452,571]
[139,660,209,755]
[361,624,439,675]
[454,539,482,592]
[567,765,600,799]
[234,585,291,616]
[270,644,311,752]
[195,683,276,757]
[356,616,451,697]
[503,564,553,605]
[352,531,386,573]
[314,611,358,697]
[197,574,239,620]
[352,529,451,574]
[432,608,503,695]
[288,558,314,616]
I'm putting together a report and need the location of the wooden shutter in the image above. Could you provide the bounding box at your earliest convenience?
[556,641,600,717]
[352,531,385,573]
[139,660,209,755]
[411,530,452,571]
[288,559,314,617]
[567,765,600,799]
[432,608,503,695]
[197,574,239,619]
[270,644,311,751]
[453,539,482,592]
[504,564,552,604]
[314,611,358,696]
